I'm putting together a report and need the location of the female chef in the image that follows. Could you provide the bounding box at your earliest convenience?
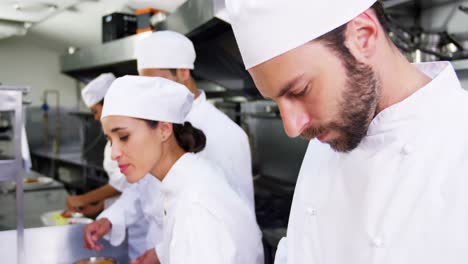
[84,76,263,264]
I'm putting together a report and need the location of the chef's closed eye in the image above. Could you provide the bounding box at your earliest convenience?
[289,85,310,98]
[119,134,129,142]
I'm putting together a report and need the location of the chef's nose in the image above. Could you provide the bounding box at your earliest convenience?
[111,144,122,161]
[278,101,310,138]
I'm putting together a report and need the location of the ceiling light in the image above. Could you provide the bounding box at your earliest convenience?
[13,2,58,13]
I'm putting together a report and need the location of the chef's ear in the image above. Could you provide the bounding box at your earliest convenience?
[175,69,191,82]
[346,10,378,62]
[158,122,173,142]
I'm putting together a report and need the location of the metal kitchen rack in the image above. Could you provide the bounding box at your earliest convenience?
[0,85,30,264]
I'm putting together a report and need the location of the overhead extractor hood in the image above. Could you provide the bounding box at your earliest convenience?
[60,0,257,95]
[60,34,145,83]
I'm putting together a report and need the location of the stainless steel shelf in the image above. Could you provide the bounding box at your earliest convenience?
[59,33,147,81]
[0,85,29,264]
[0,160,16,182]
[452,59,468,71]
[384,0,413,8]
[0,86,30,92]
[384,0,461,9]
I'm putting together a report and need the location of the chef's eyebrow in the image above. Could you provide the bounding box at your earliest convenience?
[111,127,127,133]
[277,74,305,98]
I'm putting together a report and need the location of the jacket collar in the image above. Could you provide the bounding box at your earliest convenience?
[160,153,194,203]
[367,61,461,137]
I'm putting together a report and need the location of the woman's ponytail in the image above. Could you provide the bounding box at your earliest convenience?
[173,122,206,153]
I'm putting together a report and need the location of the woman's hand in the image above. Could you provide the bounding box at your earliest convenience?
[131,248,160,264]
[83,218,112,251]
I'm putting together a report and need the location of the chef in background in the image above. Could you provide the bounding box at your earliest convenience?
[87,30,259,263]
[136,30,255,210]
[226,0,468,263]
[66,73,150,260]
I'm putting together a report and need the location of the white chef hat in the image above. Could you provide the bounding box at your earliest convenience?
[101,75,194,124]
[135,30,196,71]
[226,0,377,69]
[81,73,116,107]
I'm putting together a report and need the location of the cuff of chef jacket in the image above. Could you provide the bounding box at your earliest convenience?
[97,207,126,247]
[155,243,163,259]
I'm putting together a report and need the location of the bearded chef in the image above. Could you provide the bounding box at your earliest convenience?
[226,0,468,263]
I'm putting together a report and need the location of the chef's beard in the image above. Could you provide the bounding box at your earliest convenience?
[301,58,380,153]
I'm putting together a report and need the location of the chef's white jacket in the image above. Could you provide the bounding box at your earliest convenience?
[157,153,263,264]
[97,91,257,259]
[101,142,151,260]
[98,174,161,258]
[187,91,255,210]
[275,61,468,264]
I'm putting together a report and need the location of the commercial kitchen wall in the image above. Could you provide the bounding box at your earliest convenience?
[0,36,78,107]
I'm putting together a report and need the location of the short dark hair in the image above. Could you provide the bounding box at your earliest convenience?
[317,1,389,59]
[371,1,390,33]
[167,69,194,77]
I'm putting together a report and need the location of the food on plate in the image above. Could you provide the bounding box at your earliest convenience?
[74,257,116,264]
[43,210,92,226]
[50,212,69,225]
[61,210,72,218]
[24,178,39,184]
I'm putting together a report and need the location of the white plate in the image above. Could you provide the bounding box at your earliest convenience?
[41,210,94,226]
[68,218,93,225]
[23,176,53,186]
[7,176,54,191]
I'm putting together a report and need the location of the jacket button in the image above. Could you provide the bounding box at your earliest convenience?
[401,144,412,155]
[370,237,384,248]
[306,207,316,216]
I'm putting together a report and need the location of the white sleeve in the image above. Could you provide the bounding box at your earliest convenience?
[103,142,131,192]
[274,237,288,264]
[97,184,143,246]
[166,204,237,264]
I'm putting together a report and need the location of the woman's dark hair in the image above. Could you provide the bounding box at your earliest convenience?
[145,120,206,153]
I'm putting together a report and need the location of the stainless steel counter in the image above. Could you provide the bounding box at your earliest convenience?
[0,224,128,264]
[0,170,64,193]
[0,183,67,231]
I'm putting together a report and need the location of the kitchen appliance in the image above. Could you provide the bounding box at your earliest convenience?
[102,13,137,43]
[135,8,164,34]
